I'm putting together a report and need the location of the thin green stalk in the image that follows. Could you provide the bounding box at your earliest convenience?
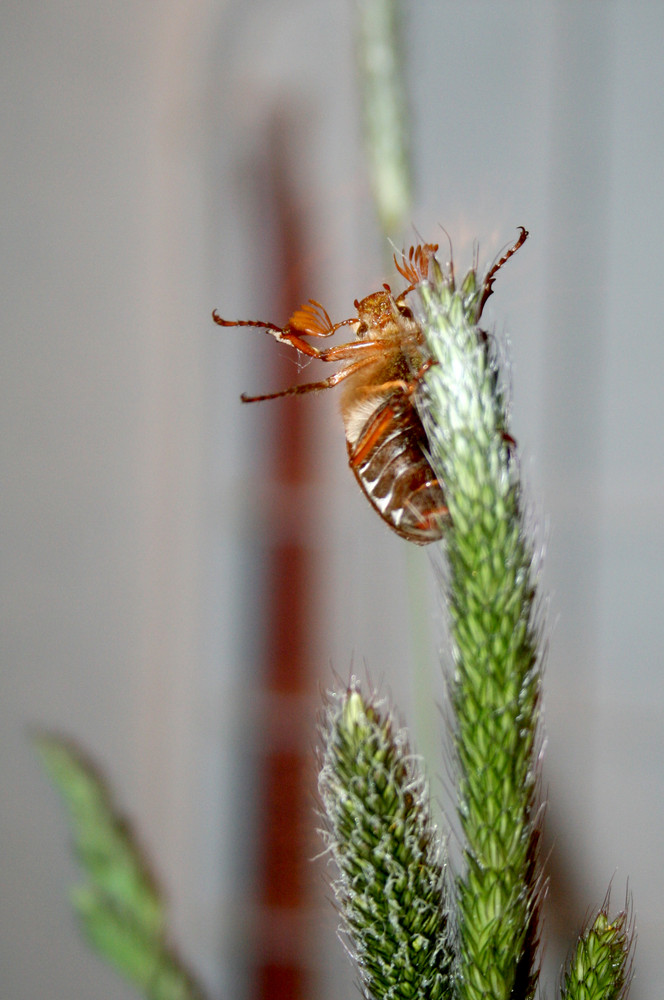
[355,0,412,242]
[356,0,442,783]
[36,736,205,1000]
[413,240,542,1000]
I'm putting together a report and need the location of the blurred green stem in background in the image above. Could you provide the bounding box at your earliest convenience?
[356,0,412,243]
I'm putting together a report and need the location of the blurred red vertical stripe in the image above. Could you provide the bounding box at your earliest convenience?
[253,111,318,1000]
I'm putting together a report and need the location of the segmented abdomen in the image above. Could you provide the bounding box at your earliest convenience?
[347,392,449,544]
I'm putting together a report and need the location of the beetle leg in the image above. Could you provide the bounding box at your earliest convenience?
[353,378,409,397]
[212,310,282,334]
[212,310,326,359]
[477,226,528,318]
[240,354,378,403]
[347,361,431,404]
[349,404,398,466]
[314,339,387,362]
[214,300,357,355]
[405,491,450,528]
[348,362,436,466]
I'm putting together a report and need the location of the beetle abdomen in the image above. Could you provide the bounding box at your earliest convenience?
[347,392,449,544]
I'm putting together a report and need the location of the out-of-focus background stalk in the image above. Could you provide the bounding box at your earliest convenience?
[356,0,412,243]
[3,5,663,1000]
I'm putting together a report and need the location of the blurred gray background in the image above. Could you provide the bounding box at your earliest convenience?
[3,2,664,999]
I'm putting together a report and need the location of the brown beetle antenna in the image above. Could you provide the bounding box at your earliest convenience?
[287,300,356,339]
[394,243,439,289]
[477,226,528,319]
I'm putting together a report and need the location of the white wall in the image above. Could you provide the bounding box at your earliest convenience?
[3,3,664,1000]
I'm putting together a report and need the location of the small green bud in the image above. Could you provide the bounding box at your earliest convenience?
[319,683,453,1000]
